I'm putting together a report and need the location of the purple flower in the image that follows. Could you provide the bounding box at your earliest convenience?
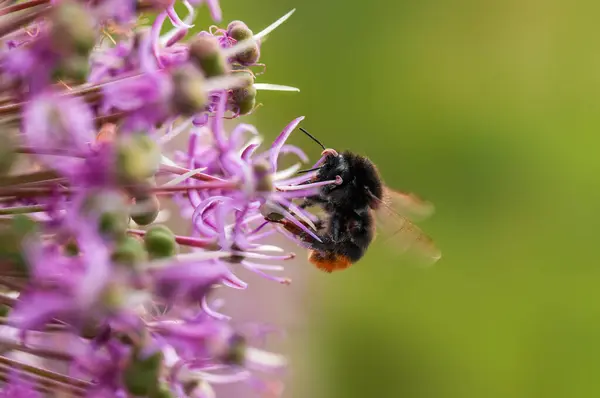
[0,374,42,398]
[10,221,112,331]
[0,2,317,398]
[22,91,95,177]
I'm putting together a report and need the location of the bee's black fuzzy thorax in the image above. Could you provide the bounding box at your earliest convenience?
[316,151,383,210]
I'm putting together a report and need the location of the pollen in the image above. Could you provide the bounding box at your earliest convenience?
[308,251,352,273]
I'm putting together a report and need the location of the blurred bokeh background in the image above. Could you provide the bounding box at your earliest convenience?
[187,1,600,397]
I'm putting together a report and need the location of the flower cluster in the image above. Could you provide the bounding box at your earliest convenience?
[0,1,333,397]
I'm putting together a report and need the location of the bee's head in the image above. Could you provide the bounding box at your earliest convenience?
[317,150,383,209]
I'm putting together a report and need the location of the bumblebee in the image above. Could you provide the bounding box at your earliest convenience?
[268,128,441,272]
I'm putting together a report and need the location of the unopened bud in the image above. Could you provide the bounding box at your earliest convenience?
[188,35,229,77]
[117,134,161,183]
[82,190,130,240]
[131,194,160,226]
[231,84,257,115]
[144,225,178,259]
[227,21,260,65]
[111,235,148,267]
[171,65,208,116]
[253,162,273,192]
[124,349,164,396]
[64,238,80,256]
[50,1,96,56]
[0,216,38,278]
[150,384,175,398]
[221,333,247,366]
[0,136,16,175]
[53,56,89,84]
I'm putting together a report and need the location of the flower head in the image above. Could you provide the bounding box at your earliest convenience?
[0,2,319,398]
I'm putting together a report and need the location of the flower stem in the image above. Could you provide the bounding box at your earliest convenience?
[0,6,50,38]
[14,146,85,158]
[0,336,74,361]
[160,163,223,182]
[0,0,49,17]
[0,204,48,215]
[0,170,61,188]
[0,355,90,391]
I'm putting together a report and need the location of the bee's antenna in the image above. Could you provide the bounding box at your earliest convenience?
[298,127,326,150]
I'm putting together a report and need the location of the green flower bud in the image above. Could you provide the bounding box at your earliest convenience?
[123,350,164,396]
[231,69,255,87]
[100,282,125,311]
[150,384,175,398]
[171,65,209,116]
[146,224,174,237]
[53,56,90,84]
[131,195,160,226]
[0,304,10,318]
[50,0,96,56]
[64,238,80,256]
[228,21,260,65]
[231,85,257,115]
[0,136,16,175]
[236,45,260,66]
[0,216,38,278]
[99,211,129,240]
[111,236,148,267]
[222,333,247,366]
[144,225,178,259]
[188,35,229,77]
[253,162,273,193]
[117,134,161,183]
[82,190,130,240]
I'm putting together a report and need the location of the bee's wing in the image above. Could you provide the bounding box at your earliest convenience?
[383,188,435,222]
[371,191,441,265]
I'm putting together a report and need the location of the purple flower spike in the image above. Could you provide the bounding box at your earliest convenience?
[0,3,332,398]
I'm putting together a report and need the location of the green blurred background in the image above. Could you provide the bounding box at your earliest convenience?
[192,0,600,397]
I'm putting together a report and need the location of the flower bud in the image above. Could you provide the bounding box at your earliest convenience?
[0,304,10,318]
[131,194,160,226]
[100,282,126,312]
[253,162,273,193]
[117,134,161,183]
[0,136,16,175]
[111,235,148,267]
[150,384,175,398]
[231,84,257,115]
[123,349,164,396]
[170,65,209,116]
[188,35,229,77]
[221,333,247,366]
[50,0,96,56]
[227,21,253,40]
[64,238,80,256]
[144,225,178,259]
[53,56,90,84]
[227,21,260,65]
[183,380,215,398]
[0,216,38,278]
[82,190,130,240]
